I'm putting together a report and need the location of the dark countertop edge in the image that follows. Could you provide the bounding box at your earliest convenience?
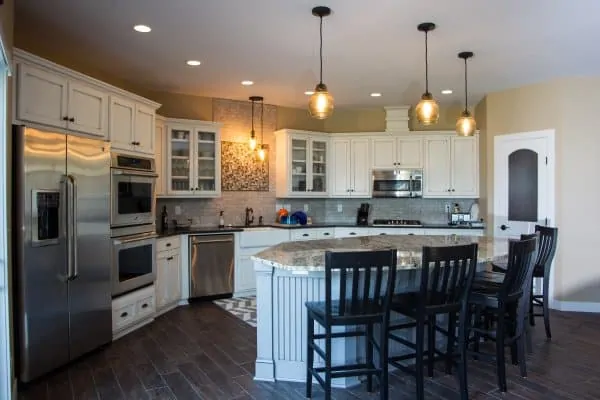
[156,224,484,237]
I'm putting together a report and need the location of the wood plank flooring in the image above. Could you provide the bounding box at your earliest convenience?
[18,302,600,399]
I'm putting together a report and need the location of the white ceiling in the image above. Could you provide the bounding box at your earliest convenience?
[15,0,600,109]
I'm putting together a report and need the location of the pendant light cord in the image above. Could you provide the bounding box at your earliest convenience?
[319,15,324,84]
[463,57,468,112]
[424,30,429,94]
[251,99,255,133]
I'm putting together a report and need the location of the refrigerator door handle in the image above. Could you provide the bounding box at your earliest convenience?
[60,176,71,281]
[70,175,79,280]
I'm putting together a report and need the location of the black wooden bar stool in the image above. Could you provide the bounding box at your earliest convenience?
[387,243,479,400]
[305,250,398,400]
[468,236,538,392]
[490,226,558,338]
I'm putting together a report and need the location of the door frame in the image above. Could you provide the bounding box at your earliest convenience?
[493,129,556,307]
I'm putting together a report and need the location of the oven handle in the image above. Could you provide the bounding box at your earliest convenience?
[111,168,158,178]
[113,234,158,245]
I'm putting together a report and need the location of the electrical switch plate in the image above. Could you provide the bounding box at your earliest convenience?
[175,205,182,215]
[337,203,343,212]
[444,203,451,213]
[303,204,309,212]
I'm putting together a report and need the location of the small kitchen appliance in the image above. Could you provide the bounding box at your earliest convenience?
[356,203,370,225]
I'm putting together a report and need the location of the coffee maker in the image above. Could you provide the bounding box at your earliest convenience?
[356,203,370,226]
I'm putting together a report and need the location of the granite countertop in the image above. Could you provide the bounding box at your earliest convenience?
[156,223,484,237]
[252,235,508,272]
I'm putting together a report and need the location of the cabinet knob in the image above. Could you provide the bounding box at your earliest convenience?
[323,232,330,236]
[447,189,451,192]
[141,303,149,309]
[62,116,69,121]
[166,243,171,247]
[302,233,309,237]
[131,141,136,145]
[69,117,75,123]
[167,256,174,261]
[120,312,128,318]
[451,189,455,192]
[349,232,356,236]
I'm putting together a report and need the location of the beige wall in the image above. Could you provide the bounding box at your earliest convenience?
[482,77,600,303]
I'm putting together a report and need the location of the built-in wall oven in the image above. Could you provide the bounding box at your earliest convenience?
[372,169,423,198]
[110,153,157,228]
[111,231,157,296]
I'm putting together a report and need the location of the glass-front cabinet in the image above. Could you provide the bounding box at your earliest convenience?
[164,119,221,197]
[275,129,329,197]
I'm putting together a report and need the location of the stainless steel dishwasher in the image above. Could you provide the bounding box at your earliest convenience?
[189,234,235,298]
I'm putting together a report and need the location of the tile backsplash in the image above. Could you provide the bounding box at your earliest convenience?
[157,196,478,227]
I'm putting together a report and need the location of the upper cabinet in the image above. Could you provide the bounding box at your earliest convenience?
[275,129,329,198]
[161,118,222,198]
[423,135,479,198]
[372,136,423,169]
[330,137,371,197]
[14,49,160,150]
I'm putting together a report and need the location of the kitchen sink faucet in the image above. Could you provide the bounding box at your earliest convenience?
[245,207,254,226]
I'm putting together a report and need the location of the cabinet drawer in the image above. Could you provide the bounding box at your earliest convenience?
[157,236,180,252]
[290,230,315,241]
[112,302,136,332]
[334,227,370,238]
[239,230,289,248]
[311,229,334,239]
[136,294,155,317]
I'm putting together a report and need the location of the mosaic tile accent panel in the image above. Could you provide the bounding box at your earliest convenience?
[221,141,269,191]
[213,296,257,327]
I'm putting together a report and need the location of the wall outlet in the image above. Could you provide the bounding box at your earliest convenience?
[303,204,309,212]
[337,203,343,212]
[175,205,182,215]
[444,203,451,213]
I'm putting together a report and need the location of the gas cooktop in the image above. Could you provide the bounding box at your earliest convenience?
[372,219,423,227]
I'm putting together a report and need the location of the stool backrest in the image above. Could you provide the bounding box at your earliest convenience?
[419,243,479,312]
[534,225,558,273]
[500,237,538,303]
[324,250,397,322]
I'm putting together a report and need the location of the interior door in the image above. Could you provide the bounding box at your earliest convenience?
[66,135,112,360]
[493,133,552,239]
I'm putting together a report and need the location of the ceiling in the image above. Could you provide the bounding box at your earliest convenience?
[15,0,600,109]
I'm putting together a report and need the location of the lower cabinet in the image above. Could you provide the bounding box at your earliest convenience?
[155,237,181,314]
[112,285,156,340]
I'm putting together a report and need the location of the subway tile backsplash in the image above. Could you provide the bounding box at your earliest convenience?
[157,196,477,228]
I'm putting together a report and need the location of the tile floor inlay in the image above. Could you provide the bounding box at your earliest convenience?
[213,296,257,327]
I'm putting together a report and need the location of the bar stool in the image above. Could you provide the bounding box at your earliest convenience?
[387,243,479,400]
[491,226,558,338]
[305,250,398,400]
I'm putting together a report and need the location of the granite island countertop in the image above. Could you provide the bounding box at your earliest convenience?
[252,234,508,272]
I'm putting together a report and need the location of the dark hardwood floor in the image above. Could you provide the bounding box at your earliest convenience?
[18,302,600,399]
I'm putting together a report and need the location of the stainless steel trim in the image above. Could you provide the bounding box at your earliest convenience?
[111,233,157,296]
[190,238,234,245]
[111,168,159,178]
[110,152,156,172]
[66,175,75,280]
[111,223,156,238]
[71,175,78,280]
[113,232,158,245]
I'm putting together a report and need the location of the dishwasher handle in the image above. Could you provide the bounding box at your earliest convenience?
[191,237,234,245]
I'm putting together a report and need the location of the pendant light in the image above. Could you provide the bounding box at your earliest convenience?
[308,6,334,120]
[456,51,476,136]
[257,97,267,162]
[415,22,439,125]
[248,96,261,150]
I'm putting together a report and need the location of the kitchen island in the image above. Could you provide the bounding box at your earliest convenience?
[252,234,509,387]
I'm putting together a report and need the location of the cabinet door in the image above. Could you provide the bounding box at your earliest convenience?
[309,139,328,195]
[371,137,396,169]
[194,129,219,195]
[290,136,309,194]
[236,255,256,292]
[67,81,108,137]
[155,253,169,309]
[330,138,351,197]
[451,136,479,197]
[134,104,155,155]
[351,138,371,197]
[109,96,135,151]
[423,137,452,197]
[167,253,181,304]
[167,125,194,195]
[397,137,423,168]
[17,63,68,129]
[155,120,165,196]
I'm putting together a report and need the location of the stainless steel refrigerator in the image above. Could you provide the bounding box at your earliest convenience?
[12,125,112,382]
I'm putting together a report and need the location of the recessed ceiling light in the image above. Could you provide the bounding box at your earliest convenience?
[304,91,314,95]
[441,89,453,94]
[370,92,382,97]
[133,24,151,33]
[241,80,254,86]
[186,60,201,66]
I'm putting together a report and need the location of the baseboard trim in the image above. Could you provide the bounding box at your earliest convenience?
[553,300,600,313]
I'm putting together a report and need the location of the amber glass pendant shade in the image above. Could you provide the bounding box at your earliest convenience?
[456,110,476,136]
[415,93,439,125]
[308,83,334,120]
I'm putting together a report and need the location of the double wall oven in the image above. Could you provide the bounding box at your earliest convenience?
[110,153,158,297]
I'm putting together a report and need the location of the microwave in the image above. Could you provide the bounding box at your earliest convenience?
[372,169,423,198]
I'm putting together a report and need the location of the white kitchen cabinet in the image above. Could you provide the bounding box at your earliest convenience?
[330,137,371,197]
[370,228,425,236]
[290,228,334,241]
[112,285,156,340]
[109,97,155,155]
[334,227,371,238]
[155,115,166,196]
[155,237,181,314]
[372,136,423,169]
[275,129,329,197]
[423,229,484,237]
[163,118,222,197]
[17,63,108,138]
[423,135,479,198]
